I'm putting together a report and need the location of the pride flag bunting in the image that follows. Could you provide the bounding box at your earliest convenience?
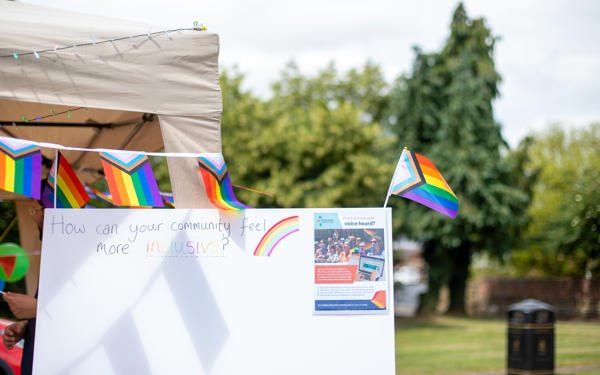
[161,193,175,208]
[197,154,251,211]
[0,137,41,199]
[85,186,116,206]
[386,149,458,218]
[100,151,163,207]
[41,152,90,208]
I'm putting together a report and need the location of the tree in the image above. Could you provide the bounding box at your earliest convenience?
[511,123,600,278]
[0,200,19,244]
[386,3,530,313]
[220,63,394,209]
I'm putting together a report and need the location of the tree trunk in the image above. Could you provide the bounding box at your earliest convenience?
[446,245,472,315]
[419,240,445,313]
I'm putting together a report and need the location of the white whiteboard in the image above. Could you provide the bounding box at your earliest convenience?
[35,208,395,374]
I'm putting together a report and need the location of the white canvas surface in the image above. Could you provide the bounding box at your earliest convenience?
[34,208,395,374]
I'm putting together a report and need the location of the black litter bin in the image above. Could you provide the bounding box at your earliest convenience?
[507,299,555,375]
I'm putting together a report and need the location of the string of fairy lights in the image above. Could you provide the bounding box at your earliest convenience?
[0,21,207,60]
[0,107,87,129]
[0,107,89,130]
[0,22,207,129]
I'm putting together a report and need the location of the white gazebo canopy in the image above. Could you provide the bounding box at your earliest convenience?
[0,1,223,292]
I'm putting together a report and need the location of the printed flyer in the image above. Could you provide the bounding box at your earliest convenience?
[313,211,390,314]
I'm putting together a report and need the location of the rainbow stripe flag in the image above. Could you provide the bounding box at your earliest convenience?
[364,229,376,237]
[161,193,175,208]
[85,186,116,206]
[387,149,458,218]
[100,151,163,207]
[86,187,174,208]
[41,152,90,208]
[197,154,251,211]
[0,137,41,199]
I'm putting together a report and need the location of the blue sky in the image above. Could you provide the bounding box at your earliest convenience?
[24,0,600,146]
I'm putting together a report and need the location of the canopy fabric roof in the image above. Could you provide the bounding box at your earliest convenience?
[1,1,224,294]
[0,1,221,116]
[0,1,223,207]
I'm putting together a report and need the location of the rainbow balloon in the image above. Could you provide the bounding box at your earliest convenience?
[253,216,299,256]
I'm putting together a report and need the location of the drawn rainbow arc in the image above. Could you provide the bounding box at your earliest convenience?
[253,216,300,256]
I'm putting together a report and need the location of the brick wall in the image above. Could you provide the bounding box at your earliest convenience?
[467,277,600,319]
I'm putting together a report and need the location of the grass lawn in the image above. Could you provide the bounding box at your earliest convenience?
[395,315,600,375]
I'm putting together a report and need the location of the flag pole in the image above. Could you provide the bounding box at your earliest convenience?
[53,149,58,208]
[383,147,407,208]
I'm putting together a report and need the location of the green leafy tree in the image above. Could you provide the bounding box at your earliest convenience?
[386,3,530,313]
[511,123,600,278]
[221,63,394,209]
[0,200,19,244]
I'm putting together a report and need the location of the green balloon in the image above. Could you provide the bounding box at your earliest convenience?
[0,242,29,282]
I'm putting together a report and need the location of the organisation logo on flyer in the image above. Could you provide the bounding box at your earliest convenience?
[314,213,342,229]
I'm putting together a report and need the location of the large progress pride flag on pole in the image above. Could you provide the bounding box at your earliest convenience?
[386,149,458,218]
